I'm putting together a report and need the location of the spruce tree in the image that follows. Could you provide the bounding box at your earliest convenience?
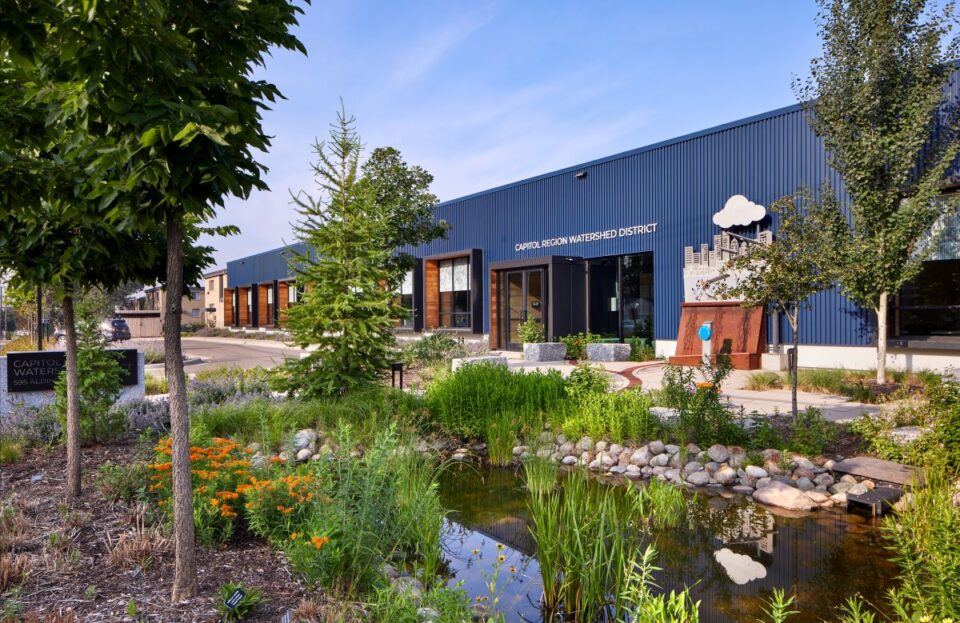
[281,108,445,398]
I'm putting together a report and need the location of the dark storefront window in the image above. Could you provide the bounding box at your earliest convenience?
[398,270,415,328]
[439,257,471,328]
[896,259,960,336]
[588,253,654,340]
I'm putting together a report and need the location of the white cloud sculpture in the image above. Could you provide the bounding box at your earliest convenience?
[713,548,768,585]
[713,194,766,228]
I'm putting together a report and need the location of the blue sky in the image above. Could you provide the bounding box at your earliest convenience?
[209,0,824,268]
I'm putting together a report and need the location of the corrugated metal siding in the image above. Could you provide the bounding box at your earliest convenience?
[409,103,876,346]
[227,242,310,286]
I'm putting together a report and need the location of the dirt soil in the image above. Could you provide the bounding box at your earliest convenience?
[0,441,309,622]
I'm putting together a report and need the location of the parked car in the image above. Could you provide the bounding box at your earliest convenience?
[100,318,132,342]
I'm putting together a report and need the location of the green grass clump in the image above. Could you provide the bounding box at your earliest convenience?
[628,478,688,530]
[528,471,643,619]
[0,439,23,464]
[522,454,559,496]
[145,375,168,395]
[486,411,516,467]
[424,364,566,438]
[560,389,659,444]
[744,371,783,391]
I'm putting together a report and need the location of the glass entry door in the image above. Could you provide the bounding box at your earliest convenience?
[505,269,545,350]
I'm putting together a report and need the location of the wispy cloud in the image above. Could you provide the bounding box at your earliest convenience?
[391,7,495,86]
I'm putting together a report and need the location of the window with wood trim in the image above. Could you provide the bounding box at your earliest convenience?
[438,257,471,329]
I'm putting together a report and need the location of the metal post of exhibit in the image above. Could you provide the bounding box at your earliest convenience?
[391,361,404,389]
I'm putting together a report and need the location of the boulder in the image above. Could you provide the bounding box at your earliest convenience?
[685,443,701,455]
[523,342,567,362]
[579,437,595,452]
[664,468,681,482]
[829,482,853,495]
[559,442,576,455]
[686,471,711,486]
[293,429,317,450]
[625,465,643,479]
[714,466,738,485]
[585,342,631,362]
[683,461,704,476]
[650,453,671,467]
[745,465,769,479]
[561,455,578,466]
[752,481,817,512]
[814,473,835,487]
[804,491,830,504]
[755,477,772,489]
[707,444,730,463]
[295,448,312,463]
[648,440,666,455]
[795,477,815,492]
[595,440,609,452]
[664,444,681,455]
[630,447,652,466]
[609,443,624,457]
[847,483,869,496]
[732,485,755,495]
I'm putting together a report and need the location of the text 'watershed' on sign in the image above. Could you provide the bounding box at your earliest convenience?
[514,223,658,252]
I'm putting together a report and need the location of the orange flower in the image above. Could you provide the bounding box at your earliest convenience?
[290,532,301,540]
[310,535,330,550]
[149,462,172,471]
[269,456,286,465]
[211,498,221,507]
[217,491,239,500]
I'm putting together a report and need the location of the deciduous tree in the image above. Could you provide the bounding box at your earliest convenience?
[796,0,960,384]
[713,191,844,420]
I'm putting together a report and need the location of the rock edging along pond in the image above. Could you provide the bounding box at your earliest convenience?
[269,427,897,514]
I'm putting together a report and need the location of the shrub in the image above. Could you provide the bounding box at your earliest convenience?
[560,390,660,443]
[660,357,745,447]
[53,309,125,443]
[144,375,168,395]
[748,414,783,450]
[558,332,602,360]
[118,398,170,433]
[142,347,165,364]
[744,371,783,391]
[0,336,56,355]
[564,363,610,402]
[784,407,835,456]
[517,319,545,343]
[0,403,61,446]
[628,337,657,362]
[400,333,465,367]
[189,366,273,407]
[217,582,263,622]
[424,365,565,438]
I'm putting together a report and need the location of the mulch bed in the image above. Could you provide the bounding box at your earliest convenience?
[1,441,309,622]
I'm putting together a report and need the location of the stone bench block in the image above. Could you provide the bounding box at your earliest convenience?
[451,355,509,372]
[523,342,567,362]
[585,342,631,362]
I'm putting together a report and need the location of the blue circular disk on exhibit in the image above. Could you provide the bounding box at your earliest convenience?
[698,324,712,341]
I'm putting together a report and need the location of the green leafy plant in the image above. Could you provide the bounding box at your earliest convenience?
[217,582,263,622]
[53,305,125,444]
[564,363,611,402]
[400,332,466,367]
[628,478,688,530]
[559,332,602,360]
[144,375,168,396]
[96,461,151,505]
[786,407,835,456]
[517,318,545,343]
[619,544,700,623]
[486,411,516,467]
[522,454,559,496]
[628,336,657,362]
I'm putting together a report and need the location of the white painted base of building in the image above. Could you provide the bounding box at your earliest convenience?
[657,339,958,373]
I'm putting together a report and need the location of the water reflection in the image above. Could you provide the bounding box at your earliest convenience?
[438,464,898,623]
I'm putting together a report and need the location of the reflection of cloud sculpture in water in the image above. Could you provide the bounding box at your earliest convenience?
[713,548,767,585]
[713,194,766,228]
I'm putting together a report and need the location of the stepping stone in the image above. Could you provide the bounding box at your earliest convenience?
[831,456,923,486]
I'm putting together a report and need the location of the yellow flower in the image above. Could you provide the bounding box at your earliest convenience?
[508,566,517,573]
[497,555,506,563]
[496,543,504,550]
[471,549,480,556]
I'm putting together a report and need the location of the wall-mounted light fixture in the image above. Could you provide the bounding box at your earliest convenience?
[574,170,587,179]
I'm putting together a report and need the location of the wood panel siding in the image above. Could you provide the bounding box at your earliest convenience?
[238,287,249,327]
[224,288,234,327]
[258,284,271,327]
[424,260,439,330]
[278,281,289,324]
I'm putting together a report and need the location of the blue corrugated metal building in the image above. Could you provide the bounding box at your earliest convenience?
[228,99,960,370]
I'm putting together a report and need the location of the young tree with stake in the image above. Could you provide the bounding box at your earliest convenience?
[713,191,844,421]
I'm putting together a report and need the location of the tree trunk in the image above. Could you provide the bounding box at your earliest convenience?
[790,311,799,424]
[876,292,888,385]
[165,209,198,601]
[62,294,82,501]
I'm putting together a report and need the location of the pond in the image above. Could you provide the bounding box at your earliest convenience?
[437,464,898,623]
